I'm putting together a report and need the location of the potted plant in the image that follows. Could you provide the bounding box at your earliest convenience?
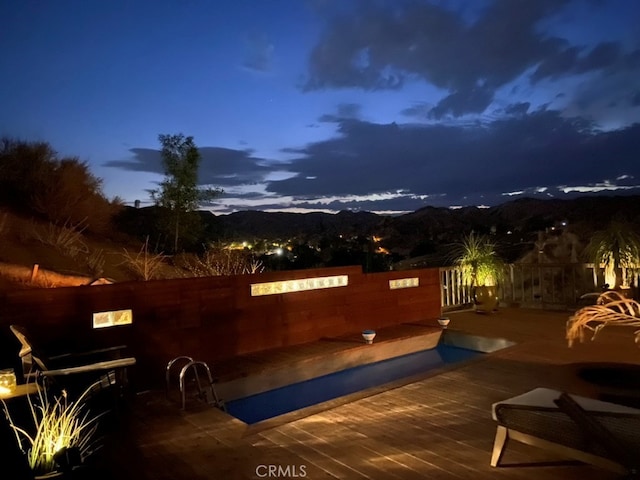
[452,232,505,313]
[587,220,640,295]
[1,378,106,478]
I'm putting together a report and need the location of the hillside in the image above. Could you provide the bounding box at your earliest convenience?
[0,210,180,289]
[205,209,384,239]
[202,195,640,258]
[2,194,639,289]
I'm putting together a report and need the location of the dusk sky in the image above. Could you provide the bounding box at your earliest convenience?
[1,0,639,215]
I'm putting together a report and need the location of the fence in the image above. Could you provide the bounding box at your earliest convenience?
[440,263,639,310]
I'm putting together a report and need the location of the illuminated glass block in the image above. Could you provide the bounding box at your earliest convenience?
[92,309,133,329]
[251,275,349,296]
[389,277,419,289]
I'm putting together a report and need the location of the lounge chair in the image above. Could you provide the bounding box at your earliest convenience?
[490,387,640,476]
[9,324,136,400]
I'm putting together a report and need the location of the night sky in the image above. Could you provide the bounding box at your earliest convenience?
[1,0,639,215]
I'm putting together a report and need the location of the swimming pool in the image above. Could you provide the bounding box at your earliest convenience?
[225,344,480,424]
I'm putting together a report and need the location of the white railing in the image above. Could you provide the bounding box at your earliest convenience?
[440,263,639,310]
[439,266,472,310]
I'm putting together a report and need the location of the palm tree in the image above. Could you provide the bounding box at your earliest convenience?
[587,221,640,290]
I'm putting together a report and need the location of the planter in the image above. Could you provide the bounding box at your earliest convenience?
[361,330,376,344]
[474,286,499,313]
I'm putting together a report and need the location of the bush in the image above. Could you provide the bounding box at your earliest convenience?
[0,138,122,235]
[178,243,264,276]
[29,219,88,259]
[119,238,167,280]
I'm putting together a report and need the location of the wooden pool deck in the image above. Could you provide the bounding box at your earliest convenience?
[99,307,640,479]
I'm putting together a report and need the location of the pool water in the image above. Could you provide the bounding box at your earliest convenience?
[225,344,480,424]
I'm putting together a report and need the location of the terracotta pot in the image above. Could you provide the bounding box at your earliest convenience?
[474,285,499,313]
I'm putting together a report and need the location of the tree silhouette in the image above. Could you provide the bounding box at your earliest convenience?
[148,134,222,252]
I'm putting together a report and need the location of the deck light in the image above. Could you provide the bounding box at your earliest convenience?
[362,330,376,344]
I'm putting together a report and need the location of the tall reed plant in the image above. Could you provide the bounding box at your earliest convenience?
[1,378,105,475]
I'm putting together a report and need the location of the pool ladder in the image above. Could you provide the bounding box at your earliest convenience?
[166,356,225,411]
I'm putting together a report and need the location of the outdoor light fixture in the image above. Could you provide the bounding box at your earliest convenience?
[362,330,376,344]
[437,317,451,328]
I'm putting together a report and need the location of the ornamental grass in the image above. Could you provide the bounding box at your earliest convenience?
[567,290,640,347]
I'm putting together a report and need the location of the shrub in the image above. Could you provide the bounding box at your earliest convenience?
[0,138,122,235]
[86,249,106,277]
[119,238,167,280]
[180,243,264,276]
[29,219,89,259]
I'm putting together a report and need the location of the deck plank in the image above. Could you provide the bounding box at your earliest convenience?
[102,308,637,479]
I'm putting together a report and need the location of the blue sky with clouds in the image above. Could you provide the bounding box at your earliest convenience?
[1,0,639,215]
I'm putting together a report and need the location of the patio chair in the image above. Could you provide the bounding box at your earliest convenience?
[490,387,640,476]
[9,324,136,401]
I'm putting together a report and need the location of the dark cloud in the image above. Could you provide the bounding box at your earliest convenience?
[318,102,362,122]
[302,0,638,119]
[429,87,494,119]
[108,112,640,213]
[400,102,431,118]
[532,42,623,82]
[578,42,621,72]
[265,111,640,204]
[104,146,274,187]
[504,102,531,116]
[624,48,640,69]
[531,46,582,83]
[303,0,571,116]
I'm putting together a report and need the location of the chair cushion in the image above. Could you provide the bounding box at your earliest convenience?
[491,387,640,457]
[492,387,640,421]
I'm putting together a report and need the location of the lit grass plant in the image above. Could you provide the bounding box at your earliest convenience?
[452,232,505,287]
[587,221,640,290]
[567,290,640,347]
[2,378,105,475]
